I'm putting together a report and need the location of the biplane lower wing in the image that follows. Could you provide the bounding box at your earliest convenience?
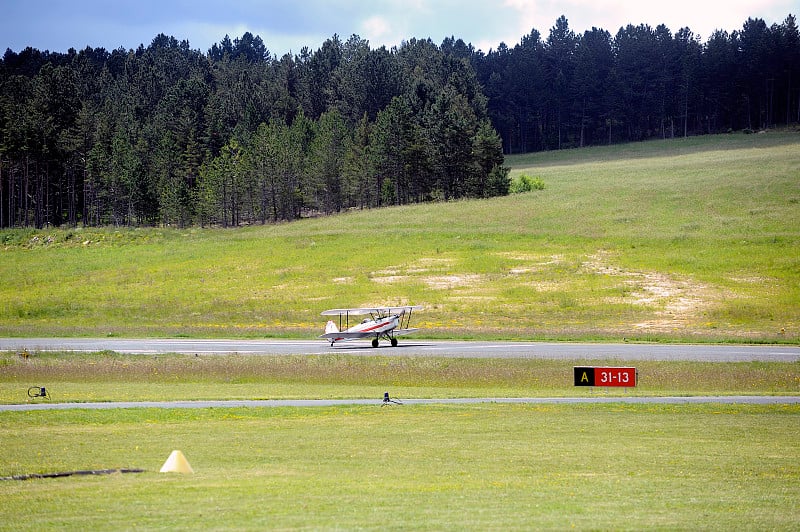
[319,331,373,340]
[320,328,419,341]
[391,328,419,336]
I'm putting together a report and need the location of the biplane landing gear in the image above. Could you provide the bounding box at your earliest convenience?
[373,337,398,348]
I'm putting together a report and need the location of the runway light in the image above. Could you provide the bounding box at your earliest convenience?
[382,392,402,406]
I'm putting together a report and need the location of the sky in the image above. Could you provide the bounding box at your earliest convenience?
[1,0,796,56]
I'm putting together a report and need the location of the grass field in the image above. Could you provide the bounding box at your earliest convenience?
[1,131,798,342]
[1,402,798,530]
[1,352,798,528]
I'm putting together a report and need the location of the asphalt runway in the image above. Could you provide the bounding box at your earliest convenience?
[1,337,798,361]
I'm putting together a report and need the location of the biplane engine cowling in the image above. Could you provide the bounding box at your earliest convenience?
[325,320,339,334]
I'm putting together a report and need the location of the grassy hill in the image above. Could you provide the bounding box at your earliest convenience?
[1,131,798,342]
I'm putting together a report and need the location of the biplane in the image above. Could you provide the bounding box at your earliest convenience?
[320,306,423,347]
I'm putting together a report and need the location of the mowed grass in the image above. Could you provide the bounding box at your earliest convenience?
[1,131,799,342]
[1,403,798,530]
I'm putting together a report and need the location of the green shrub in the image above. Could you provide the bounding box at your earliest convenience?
[510,174,545,193]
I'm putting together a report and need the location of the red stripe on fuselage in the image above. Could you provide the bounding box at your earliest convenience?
[354,317,397,333]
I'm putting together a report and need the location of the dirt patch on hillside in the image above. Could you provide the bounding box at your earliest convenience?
[370,258,483,290]
[371,271,483,290]
[501,253,566,275]
[583,251,719,332]
[423,274,483,289]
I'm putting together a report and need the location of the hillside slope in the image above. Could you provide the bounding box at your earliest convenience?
[2,131,798,342]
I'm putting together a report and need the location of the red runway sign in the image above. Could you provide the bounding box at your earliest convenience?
[574,366,637,387]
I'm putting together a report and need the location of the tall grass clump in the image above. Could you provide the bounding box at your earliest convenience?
[1,351,798,403]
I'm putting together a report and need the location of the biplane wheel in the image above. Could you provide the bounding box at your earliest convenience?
[391,338,398,347]
[372,338,379,348]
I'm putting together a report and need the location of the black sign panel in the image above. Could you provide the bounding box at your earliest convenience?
[574,366,595,386]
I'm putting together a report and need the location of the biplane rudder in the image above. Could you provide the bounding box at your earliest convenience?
[325,320,339,334]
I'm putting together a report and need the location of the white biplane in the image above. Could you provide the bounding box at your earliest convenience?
[320,306,423,347]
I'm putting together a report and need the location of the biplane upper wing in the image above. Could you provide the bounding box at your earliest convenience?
[321,308,372,316]
[320,306,423,316]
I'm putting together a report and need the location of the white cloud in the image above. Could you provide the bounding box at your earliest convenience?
[360,15,400,48]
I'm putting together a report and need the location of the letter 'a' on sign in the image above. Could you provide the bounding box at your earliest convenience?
[574,366,595,386]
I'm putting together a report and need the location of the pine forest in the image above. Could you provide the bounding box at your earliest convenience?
[0,14,798,228]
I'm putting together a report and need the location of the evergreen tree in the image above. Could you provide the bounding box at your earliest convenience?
[572,28,613,146]
[307,109,349,213]
[342,113,375,208]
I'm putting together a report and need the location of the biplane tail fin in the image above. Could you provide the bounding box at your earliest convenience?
[324,320,339,335]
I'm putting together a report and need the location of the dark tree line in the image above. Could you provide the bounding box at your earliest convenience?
[1,13,797,228]
[470,14,800,153]
[0,33,507,228]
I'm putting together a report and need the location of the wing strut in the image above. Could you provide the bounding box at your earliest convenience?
[402,307,415,330]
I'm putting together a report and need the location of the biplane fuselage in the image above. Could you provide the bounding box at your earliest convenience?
[320,306,422,347]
